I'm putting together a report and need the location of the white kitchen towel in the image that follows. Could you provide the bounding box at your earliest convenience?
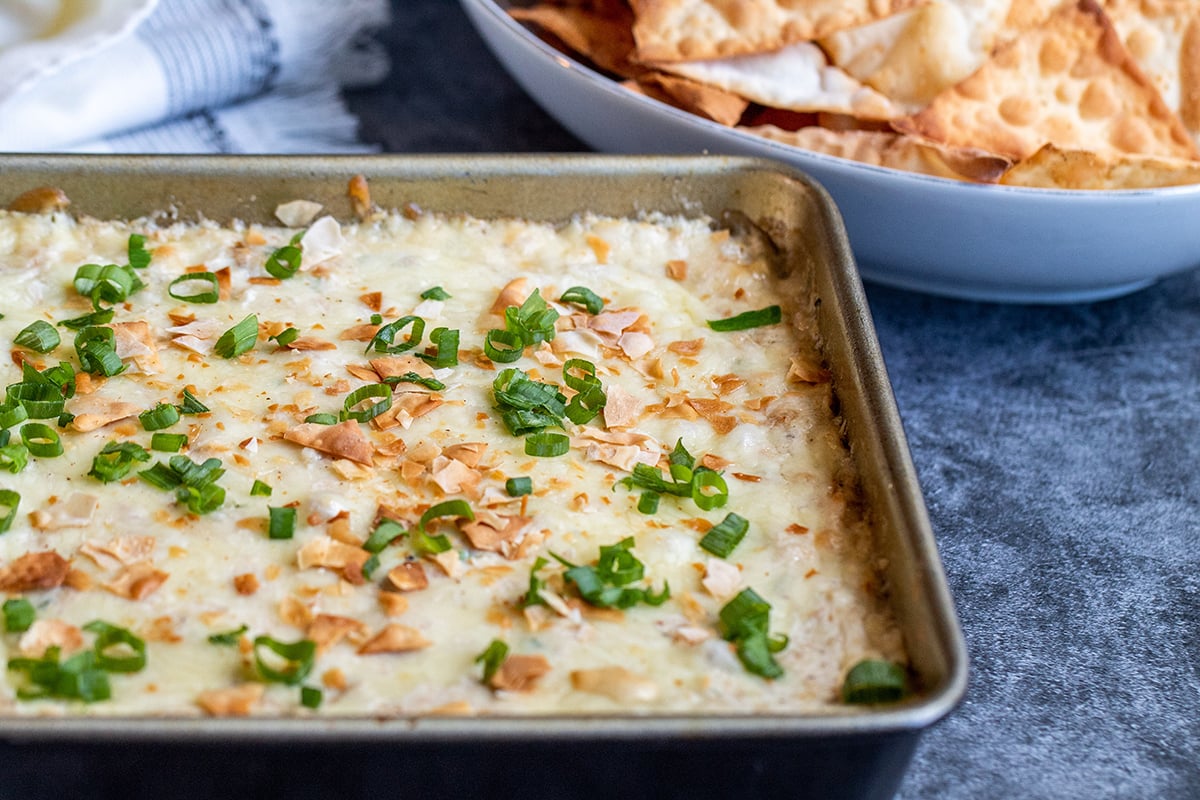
[0,0,390,153]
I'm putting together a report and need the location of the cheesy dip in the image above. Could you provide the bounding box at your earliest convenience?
[0,182,905,717]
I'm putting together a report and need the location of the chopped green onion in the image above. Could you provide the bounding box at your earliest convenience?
[505,476,532,497]
[382,372,445,392]
[139,455,226,514]
[0,444,29,474]
[56,412,74,428]
[842,659,908,704]
[707,305,782,332]
[250,479,273,497]
[413,499,474,556]
[252,636,316,685]
[636,491,659,515]
[718,588,787,679]
[699,513,749,558]
[139,402,181,432]
[366,315,423,355]
[267,506,296,540]
[3,598,34,632]
[0,490,19,534]
[482,328,523,363]
[270,327,300,347]
[74,326,125,377]
[0,401,29,430]
[176,483,226,515]
[492,369,566,434]
[562,358,606,425]
[58,308,114,331]
[304,413,338,425]
[150,433,188,453]
[504,289,559,346]
[559,286,604,315]
[167,272,220,304]
[363,519,406,554]
[369,313,383,325]
[341,383,392,423]
[178,388,210,415]
[83,621,146,673]
[264,235,303,279]
[361,554,381,579]
[517,556,549,609]
[20,423,62,458]
[525,431,569,457]
[214,314,258,359]
[420,286,451,300]
[207,625,248,646]
[690,468,729,511]
[417,326,459,368]
[127,233,152,269]
[14,321,60,353]
[89,441,150,483]
[73,263,144,310]
[300,685,323,709]
[475,639,508,685]
[552,539,669,610]
[8,648,111,703]
[6,375,64,419]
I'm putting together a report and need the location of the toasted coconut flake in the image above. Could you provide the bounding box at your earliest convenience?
[589,310,641,337]
[370,355,434,380]
[275,199,323,227]
[346,363,381,382]
[491,278,529,314]
[340,323,380,342]
[788,355,832,384]
[0,551,70,592]
[427,548,464,579]
[667,338,705,356]
[386,561,429,592]
[348,174,373,219]
[296,536,370,583]
[379,591,409,617]
[585,443,648,472]
[330,459,373,481]
[491,654,551,692]
[299,216,344,270]
[109,321,161,373]
[67,396,141,432]
[701,558,743,601]
[78,535,156,568]
[308,613,369,654]
[279,595,314,628]
[30,493,98,531]
[570,666,659,703]
[170,334,213,355]
[284,421,374,465]
[601,384,641,429]
[196,683,265,717]
[552,328,604,359]
[7,186,70,214]
[442,442,488,468]
[357,623,431,654]
[233,573,260,595]
[460,513,533,559]
[430,456,481,495]
[19,619,84,658]
[665,259,688,280]
[284,336,337,351]
[104,561,168,601]
[618,332,655,360]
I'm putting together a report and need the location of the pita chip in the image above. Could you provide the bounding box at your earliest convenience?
[511,0,644,78]
[744,124,1012,181]
[1000,142,1200,188]
[892,0,1200,161]
[628,0,929,63]
[631,71,749,124]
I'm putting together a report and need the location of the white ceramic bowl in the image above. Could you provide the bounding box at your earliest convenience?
[461,0,1200,303]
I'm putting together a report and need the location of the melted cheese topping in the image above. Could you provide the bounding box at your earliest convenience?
[0,202,904,717]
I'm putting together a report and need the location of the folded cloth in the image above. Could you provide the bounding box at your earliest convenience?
[0,0,389,153]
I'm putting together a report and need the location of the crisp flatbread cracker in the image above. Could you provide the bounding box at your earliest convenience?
[658,41,900,119]
[629,71,750,124]
[1001,142,1200,188]
[744,123,1013,182]
[820,0,1048,110]
[892,0,1200,161]
[1106,0,1200,145]
[511,1,644,78]
[628,0,929,62]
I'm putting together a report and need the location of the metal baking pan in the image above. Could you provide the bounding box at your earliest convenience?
[0,154,966,800]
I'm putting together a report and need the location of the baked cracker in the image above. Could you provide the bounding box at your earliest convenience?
[629,71,750,125]
[628,0,929,62]
[1001,142,1200,188]
[891,0,1200,161]
[511,1,644,78]
[657,41,900,119]
[743,123,1013,181]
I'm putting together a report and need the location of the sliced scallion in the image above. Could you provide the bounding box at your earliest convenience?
[127,233,152,269]
[304,412,338,425]
[178,388,210,415]
[300,685,323,709]
[707,305,782,332]
[363,519,405,554]
[718,588,787,679]
[252,636,316,685]
[20,423,62,458]
[267,506,296,540]
[150,433,188,453]
[366,315,423,355]
[698,512,749,558]
[475,639,508,685]
[559,286,604,315]
[0,444,29,474]
[417,326,459,368]
[842,659,907,704]
[83,621,147,673]
[0,490,19,533]
[88,441,150,483]
[139,402,181,432]
[341,383,392,423]
[167,272,220,304]
[382,372,445,392]
[58,308,114,331]
[3,597,34,632]
[420,286,451,300]
[214,314,258,359]
[504,476,532,497]
[14,321,60,353]
[249,479,272,497]
[264,234,303,279]
[524,431,569,457]
[207,625,248,646]
[270,327,299,347]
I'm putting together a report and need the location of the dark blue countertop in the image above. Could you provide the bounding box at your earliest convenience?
[1,3,1195,798]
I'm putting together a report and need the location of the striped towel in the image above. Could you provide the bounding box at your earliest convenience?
[0,0,389,153]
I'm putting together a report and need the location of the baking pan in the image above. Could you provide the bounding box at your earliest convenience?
[0,154,966,800]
